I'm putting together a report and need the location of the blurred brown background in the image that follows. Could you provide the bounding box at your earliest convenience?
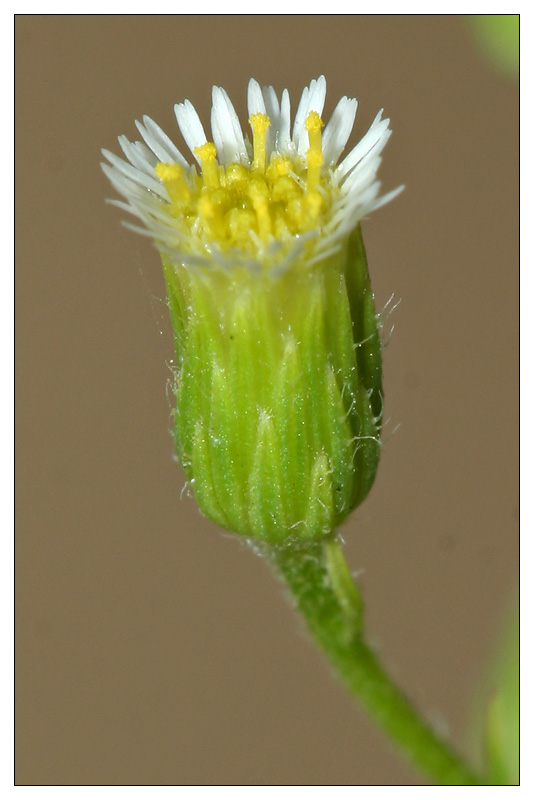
[15,15,518,786]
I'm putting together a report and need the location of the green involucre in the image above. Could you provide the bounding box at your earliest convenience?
[163,225,383,544]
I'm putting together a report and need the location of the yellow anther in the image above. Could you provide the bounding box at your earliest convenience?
[249,113,271,173]
[155,162,190,207]
[194,142,220,189]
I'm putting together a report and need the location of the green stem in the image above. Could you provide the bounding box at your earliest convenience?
[264,535,485,786]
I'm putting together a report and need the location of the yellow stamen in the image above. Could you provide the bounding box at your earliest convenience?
[305,111,324,193]
[249,113,271,173]
[153,109,336,255]
[194,142,220,189]
[155,162,190,206]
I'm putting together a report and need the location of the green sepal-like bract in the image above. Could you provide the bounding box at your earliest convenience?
[162,225,383,544]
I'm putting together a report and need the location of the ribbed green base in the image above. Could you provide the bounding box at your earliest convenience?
[163,226,383,544]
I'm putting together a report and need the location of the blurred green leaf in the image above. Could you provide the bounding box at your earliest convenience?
[483,595,519,784]
[469,15,519,78]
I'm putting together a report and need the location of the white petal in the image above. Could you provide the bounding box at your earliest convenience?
[174,99,208,164]
[131,140,159,169]
[342,155,384,194]
[101,168,168,214]
[337,110,391,178]
[291,86,309,153]
[108,198,161,226]
[293,75,327,156]
[331,180,392,238]
[366,184,405,212]
[262,84,280,123]
[118,136,158,175]
[307,75,327,114]
[278,88,291,154]
[262,84,281,157]
[211,86,248,164]
[143,115,188,165]
[322,96,358,165]
[101,150,167,197]
[135,116,188,166]
[247,78,266,116]
[101,170,168,221]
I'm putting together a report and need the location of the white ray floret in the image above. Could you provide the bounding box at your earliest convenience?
[322,96,358,166]
[101,150,168,199]
[262,85,281,158]
[247,78,267,118]
[338,109,391,179]
[135,116,188,167]
[211,86,248,165]
[277,88,292,155]
[293,75,327,156]
[117,136,159,175]
[174,99,208,164]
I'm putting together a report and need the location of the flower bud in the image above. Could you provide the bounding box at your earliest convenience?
[102,76,401,544]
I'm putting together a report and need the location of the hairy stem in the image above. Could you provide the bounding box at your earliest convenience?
[264,535,484,785]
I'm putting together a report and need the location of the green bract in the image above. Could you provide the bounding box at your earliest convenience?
[164,225,382,543]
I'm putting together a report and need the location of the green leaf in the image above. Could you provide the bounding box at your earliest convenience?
[483,594,519,784]
[469,15,519,79]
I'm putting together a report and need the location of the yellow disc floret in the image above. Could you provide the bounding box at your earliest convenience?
[155,111,336,256]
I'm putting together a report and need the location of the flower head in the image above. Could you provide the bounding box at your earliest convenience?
[102,76,400,274]
[102,78,400,544]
